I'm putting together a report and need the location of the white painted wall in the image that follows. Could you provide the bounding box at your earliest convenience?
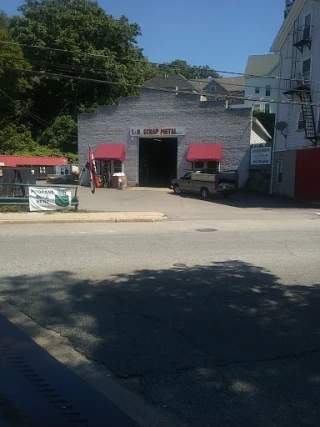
[274,0,320,152]
[245,66,279,114]
[250,128,269,145]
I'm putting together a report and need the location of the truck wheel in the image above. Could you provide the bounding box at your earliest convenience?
[173,184,181,195]
[200,187,209,199]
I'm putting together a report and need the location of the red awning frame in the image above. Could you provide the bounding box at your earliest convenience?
[186,143,223,162]
[94,144,125,162]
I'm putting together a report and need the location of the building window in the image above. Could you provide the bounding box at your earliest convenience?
[276,162,283,184]
[302,58,311,83]
[113,160,123,173]
[297,111,306,130]
[303,13,311,39]
[255,87,260,94]
[207,161,218,171]
[193,161,218,171]
[40,166,46,174]
[194,161,204,170]
[264,103,270,114]
[265,85,271,96]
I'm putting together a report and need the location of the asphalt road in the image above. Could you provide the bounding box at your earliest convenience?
[77,186,319,220]
[1,209,320,426]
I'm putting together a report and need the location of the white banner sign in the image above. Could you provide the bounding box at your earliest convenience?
[251,147,272,166]
[29,187,72,211]
[130,127,185,137]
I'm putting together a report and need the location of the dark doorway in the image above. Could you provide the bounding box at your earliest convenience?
[139,138,178,187]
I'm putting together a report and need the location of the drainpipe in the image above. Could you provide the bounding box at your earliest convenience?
[269,53,282,195]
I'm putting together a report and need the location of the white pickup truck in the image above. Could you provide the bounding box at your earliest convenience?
[171,170,238,199]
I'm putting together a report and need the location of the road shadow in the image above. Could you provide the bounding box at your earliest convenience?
[1,261,320,426]
[171,190,318,210]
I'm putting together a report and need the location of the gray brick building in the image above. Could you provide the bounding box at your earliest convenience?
[78,88,254,188]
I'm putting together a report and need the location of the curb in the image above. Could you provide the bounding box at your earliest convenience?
[0,298,186,427]
[0,215,168,225]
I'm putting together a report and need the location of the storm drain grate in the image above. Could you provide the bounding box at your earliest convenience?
[0,337,93,427]
[0,314,139,427]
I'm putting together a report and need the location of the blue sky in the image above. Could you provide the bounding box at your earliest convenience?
[2,0,284,74]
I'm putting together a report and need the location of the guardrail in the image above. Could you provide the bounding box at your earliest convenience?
[0,183,79,210]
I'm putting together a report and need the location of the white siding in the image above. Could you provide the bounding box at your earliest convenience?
[245,67,279,114]
[250,128,268,145]
[274,0,320,152]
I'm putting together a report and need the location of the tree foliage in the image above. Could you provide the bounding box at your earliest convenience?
[158,60,219,79]
[0,1,219,160]
[253,111,275,138]
[284,0,295,19]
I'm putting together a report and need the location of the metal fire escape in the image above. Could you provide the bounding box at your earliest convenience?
[283,21,319,146]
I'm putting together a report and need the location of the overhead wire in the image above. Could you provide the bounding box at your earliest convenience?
[0,87,52,128]
[1,64,320,108]
[3,52,319,95]
[0,39,316,84]
[0,88,78,139]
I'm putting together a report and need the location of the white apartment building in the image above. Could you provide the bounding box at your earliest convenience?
[244,55,279,114]
[271,0,320,201]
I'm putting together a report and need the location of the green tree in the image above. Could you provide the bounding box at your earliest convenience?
[0,23,33,149]
[158,59,219,79]
[40,115,77,152]
[253,111,275,138]
[284,0,295,19]
[9,0,153,118]
[7,0,158,155]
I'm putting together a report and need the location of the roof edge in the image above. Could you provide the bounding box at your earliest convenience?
[252,117,272,140]
[270,0,307,52]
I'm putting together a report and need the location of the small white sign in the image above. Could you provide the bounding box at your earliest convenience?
[0,162,4,166]
[29,187,71,211]
[130,127,185,137]
[251,147,272,166]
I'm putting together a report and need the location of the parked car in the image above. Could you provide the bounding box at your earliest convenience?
[171,170,238,199]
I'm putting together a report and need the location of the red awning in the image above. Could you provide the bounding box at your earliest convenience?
[94,144,125,161]
[0,155,68,167]
[186,143,223,162]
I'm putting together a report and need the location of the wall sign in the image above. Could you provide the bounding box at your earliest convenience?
[251,147,272,166]
[130,127,185,137]
[29,187,71,211]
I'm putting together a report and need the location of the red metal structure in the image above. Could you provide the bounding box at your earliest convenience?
[294,148,320,201]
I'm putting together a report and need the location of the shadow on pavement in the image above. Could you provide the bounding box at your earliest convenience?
[171,190,318,210]
[1,261,320,426]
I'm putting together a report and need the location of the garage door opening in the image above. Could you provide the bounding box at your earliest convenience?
[139,138,177,187]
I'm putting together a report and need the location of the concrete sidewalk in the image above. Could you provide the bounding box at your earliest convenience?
[0,212,167,225]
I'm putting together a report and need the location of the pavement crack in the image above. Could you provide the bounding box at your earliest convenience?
[218,347,320,367]
[115,310,220,362]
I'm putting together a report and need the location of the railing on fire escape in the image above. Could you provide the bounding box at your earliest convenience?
[282,23,318,146]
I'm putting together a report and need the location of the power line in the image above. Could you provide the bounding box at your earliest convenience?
[0,88,51,128]
[1,64,320,108]
[0,54,114,76]
[0,39,313,84]
[3,53,318,95]
[3,53,320,95]
[0,88,78,139]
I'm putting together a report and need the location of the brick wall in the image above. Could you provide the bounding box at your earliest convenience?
[78,90,252,187]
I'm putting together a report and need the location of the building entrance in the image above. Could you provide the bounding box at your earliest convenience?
[139,138,177,187]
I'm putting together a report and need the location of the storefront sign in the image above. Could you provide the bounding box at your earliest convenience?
[29,187,72,211]
[130,127,185,137]
[251,147,272,166]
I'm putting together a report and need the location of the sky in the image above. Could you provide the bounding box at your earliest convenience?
[2,0,285,74]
